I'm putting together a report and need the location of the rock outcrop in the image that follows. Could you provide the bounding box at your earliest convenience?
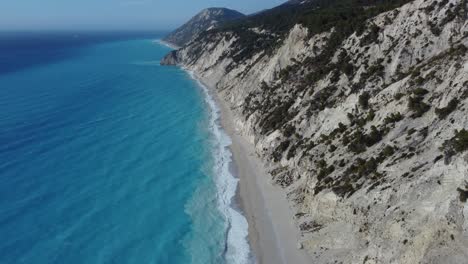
[162,0,468,262]
[160,50,179,65]
[162,8,245,47]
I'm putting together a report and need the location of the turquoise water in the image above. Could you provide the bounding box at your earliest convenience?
[0,34,250,264]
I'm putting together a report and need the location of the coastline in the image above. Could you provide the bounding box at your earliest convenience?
[155,39,312,264]
[193,74,252,264]
[192,74,313,264]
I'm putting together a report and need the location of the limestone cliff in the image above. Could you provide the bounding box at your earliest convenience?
[163,0,468,262]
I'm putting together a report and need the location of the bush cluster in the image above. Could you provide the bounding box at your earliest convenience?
[273,140,290,161]
[384,112,403,125]
[435,99,459,119]
[408,94,430,118]
[344,126,384,154]
[446,129,468,153]
[359,92,371,109]
[317,159,336,181]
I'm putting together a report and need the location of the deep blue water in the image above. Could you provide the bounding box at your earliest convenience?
[0,33,250,264]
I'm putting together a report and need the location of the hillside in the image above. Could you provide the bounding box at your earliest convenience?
[162,8,245,47]
[162,0,468,262]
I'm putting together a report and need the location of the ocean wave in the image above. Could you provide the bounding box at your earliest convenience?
[187,70,253,264]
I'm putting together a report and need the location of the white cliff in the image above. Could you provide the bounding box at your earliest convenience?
[162,0,468,262]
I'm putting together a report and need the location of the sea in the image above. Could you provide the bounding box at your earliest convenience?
[0,32,251,264]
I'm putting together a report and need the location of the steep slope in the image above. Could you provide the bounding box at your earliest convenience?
[162,0,468,262]
[162,8,245,47]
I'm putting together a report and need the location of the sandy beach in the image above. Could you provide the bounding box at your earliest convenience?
[208,87,312,264]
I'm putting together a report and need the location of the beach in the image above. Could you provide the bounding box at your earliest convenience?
[202,79,313,264]
[158,36,312,263]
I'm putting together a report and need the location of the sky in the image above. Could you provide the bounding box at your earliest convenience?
[0,0,285,31]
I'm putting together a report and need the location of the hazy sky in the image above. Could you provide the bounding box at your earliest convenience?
[0,0,285,31]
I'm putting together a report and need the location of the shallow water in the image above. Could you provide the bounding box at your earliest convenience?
[0,33,250,264]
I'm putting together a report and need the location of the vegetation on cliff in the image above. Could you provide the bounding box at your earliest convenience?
[162,0,468,262]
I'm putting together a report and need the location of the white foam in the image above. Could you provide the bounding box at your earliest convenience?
[153,39,180,50]
[187,70,254,264]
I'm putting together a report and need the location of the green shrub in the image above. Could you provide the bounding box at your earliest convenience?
[412,88,429,96]
[317,165,335,181]
[279,65,294,80]
[273,140,290,161]
[442,129,468,163]
[342,134,350,145]
[429,21,441,36]
[380,145,395,157]
[366,109,376,121]
[347,130,367,153]
[360,23,381,46]
[435,99,459,119]
[410,68,421,78]
[287,143,298,160]
[366,126,383,146]
[335,122,348,134]
[259,99,295,133]
[414,76,425,85]
[361,61,385,81]
[347,157,379,177]
[359,91,371,109]
[283,124,296,137]
[448,129,468,153]
[419,127,429,138]
[347,126,383,153]
[394,93,405,100]
[408,96,431,118]
[457,186,468,203]
[317,159,327,169]
[407,128,417,136]
[424,1,437,13]
[309,86,337,111]
[384,112,403,125]
[331,181,356,198]
[330,70,341,83]
[319,123,348,143]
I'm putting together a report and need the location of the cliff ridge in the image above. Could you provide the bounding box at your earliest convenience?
[162,0,468,262]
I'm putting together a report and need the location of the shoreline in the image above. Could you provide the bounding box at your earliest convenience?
[155,40,311,263]
[191,74,313,264]
[189,72,252,264]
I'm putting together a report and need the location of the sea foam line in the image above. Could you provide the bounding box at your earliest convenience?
[186,70,253,264]
[155,39,253,263]
[153,39,181,50]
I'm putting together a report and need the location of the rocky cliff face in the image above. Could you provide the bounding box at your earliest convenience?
[162,8,245,47]
[163,0,468,262]
[160,50,179,65]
